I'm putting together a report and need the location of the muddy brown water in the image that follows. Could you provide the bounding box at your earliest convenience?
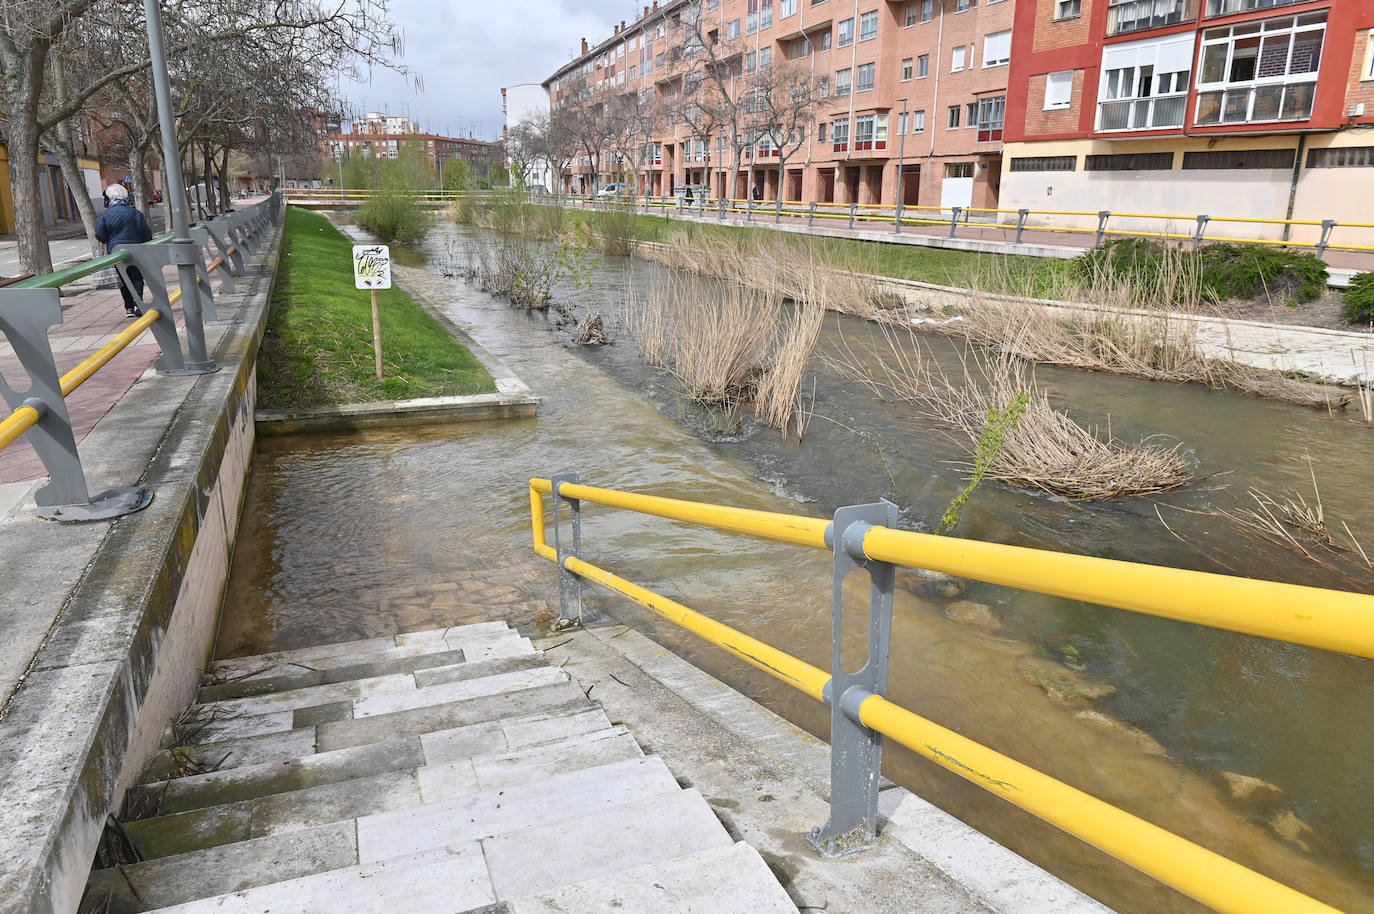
[218,225,1374,912]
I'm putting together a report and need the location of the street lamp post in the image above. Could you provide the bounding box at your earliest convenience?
[895,98,908,235]
[142,0,215,371]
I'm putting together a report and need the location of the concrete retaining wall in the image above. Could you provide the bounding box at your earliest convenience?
[0,222,282,914]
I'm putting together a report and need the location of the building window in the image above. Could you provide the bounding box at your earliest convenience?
[911,109,926,132]
[946,162,974,178]
[922,0,934,21]
[747,8,757,34]
[1366,30,1374,79]
[781,0,797,16]
[1108,0,1187,37]
[762,0,773,30]
[918,54,929,78]
[760,46,772,68]
[952,45,966,72]
[905,3,917,27]
[947,105,961,128]
[1307,146,1374,168]
[822,31,832,51]
[860,10,878,41]
[835,67,852,95]
[856,62,875,92]
[1055,0,1081,19]
[1196,13,1326,126]
[819,122,827,142]
[984,30,1012,67]
[832,118,849,152]
[791,37,812,59]
[1045,70,1074,109]
[1206,0,1304,16]
[728,19,740,39]
[838,17,854,47]
[819,75,830,96]
[1099,64,1189,129]
[902,58,914,80]
[707,0,718,8]
[976,96,1005,141]
[956,0,973,11]
[747,51,758,73]
[1009,155,1077,172]
[855,114,875,149]
[1182,148,1296,169]
[1085,152,1174,170]
[966,102,978,126]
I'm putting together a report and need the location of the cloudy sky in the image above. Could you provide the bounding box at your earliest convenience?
[339,0,638,140]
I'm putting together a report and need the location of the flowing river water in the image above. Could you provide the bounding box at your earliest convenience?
[217,223,1374,912]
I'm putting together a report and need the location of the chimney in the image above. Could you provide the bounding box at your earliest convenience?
[613,24,619,35]
[621,20,626,31]
[643,6,649,17]
[652,2,658,10]
[581,37,589,54]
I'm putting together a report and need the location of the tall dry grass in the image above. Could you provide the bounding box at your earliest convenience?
[830,325,1194,500]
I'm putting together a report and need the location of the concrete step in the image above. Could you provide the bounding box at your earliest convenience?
[191,653,549,724]
[122,727,645,858]
[178,665,570,747]
[508,840,798,913]
[208,621,516,678]
[138,706,613,816]
[139,788,734,914]
[142,679,591,779]
[90,756,683,912]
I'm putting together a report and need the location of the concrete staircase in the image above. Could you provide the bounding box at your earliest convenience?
[82,623,798,913]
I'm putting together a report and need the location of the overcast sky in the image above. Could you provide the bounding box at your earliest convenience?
[338,0,639,140]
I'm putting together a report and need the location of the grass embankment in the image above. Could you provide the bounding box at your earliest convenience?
[260,208,493,409]
[573,206,1073,292]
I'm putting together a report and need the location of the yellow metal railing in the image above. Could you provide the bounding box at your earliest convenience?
[528,476,1370,914]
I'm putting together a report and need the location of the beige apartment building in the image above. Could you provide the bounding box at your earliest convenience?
[545,0,1016,210]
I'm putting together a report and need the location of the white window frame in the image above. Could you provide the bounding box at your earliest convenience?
[918,54,929,78]
[760,46,772,68]
[902,58,914,81]
[838,18,855,47]
[984,29,1012,67]
[911,109,926,132]
[856,62,875,91]
[952,45,966,72]
[781,0,797,17]
[1194,13,1325,126]
[947,105,961,129]
[835,67,852,95]
[859,10,878,41]
[1055,0,1081,20]
[905,3,917,27]
[922,0,934,21]
[1045,70,1074,109]
[1364,29,1374,81]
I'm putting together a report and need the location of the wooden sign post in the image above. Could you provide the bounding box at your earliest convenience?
[352,244,392,382]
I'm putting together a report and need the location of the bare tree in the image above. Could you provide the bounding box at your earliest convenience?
[746,60,824,217]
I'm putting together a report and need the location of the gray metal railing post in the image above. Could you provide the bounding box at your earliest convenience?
[114,244,195,375]
[894,202,903,235]
[810,498,900,856]
[1316,219,1337,258]
[549,472,584,628]
[187,226,233,324]
[0,289,152,521]
[717,198,725,221]
[204,217,245,279]
[1095,210,1111,248]
[949,207,962,238]
[848,201,857,229]
[747,196,754,222]
[808,201,816,227]
[1193,215,1210,251]
[1016,208,1030,244]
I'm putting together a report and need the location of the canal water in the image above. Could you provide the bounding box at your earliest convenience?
[218,223,1373,912]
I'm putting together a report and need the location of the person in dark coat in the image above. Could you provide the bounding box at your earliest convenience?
[95,184,153,317]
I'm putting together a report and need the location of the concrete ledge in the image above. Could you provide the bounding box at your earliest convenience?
[538,622,1113,914]
[256,389,537,435]
[0,217,284,914]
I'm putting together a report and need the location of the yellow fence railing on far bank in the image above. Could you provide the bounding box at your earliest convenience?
[528,473,1373,914]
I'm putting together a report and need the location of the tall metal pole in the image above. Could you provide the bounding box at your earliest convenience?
[142,0,215,371]
[895,99,908,235]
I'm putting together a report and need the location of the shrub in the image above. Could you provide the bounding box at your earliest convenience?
[356,192,432,243]
[1343,272,1374,325]
[1197,243,1327,303]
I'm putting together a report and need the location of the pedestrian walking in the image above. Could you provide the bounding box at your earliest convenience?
[95,184,153,318]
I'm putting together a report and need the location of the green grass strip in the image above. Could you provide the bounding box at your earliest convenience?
[260,207,494,409]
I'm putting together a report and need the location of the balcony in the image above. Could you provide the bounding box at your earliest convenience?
[1097,93,1188,131]
[1107,0,1193,36]
[1205,0,1304,17]
[1194,80,1316,125]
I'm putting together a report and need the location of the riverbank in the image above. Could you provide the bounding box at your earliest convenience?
[259,207,493,409]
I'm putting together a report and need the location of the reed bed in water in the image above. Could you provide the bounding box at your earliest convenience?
[830,325,1194,500]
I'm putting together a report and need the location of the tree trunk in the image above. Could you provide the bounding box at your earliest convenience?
[201,142,217,216]
[43,129,103,259]
[9,113,55,276]
[217,145,231,208]
[130,146,153,218]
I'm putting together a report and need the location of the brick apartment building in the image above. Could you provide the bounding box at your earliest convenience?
[545,0,1017,210]
[327,113,504,180]
[1002,0,1374,243]
[539,0,1374,234]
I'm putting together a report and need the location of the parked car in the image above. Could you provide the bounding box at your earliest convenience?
[597,182,631,197]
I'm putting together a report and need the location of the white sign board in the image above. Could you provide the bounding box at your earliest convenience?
[352,244,392,290]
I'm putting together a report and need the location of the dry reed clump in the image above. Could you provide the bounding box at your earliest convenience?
[831,327,1194,500]
[622,265,825,436]
[932,255,1346,409]
[463,237,564,309]
[648,229,892,320]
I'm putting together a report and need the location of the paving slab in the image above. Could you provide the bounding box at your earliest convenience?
[508,840,796,914]
[350,666,565,719]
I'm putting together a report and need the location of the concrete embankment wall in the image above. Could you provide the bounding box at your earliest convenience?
[0,225,281,914]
